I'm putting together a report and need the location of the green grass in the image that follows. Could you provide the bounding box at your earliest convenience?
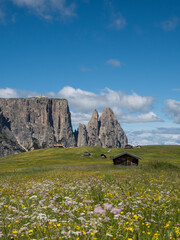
[0,145,180,239]
[0,145,180,172]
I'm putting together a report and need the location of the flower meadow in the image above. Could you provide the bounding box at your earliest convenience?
[0,167,179,240]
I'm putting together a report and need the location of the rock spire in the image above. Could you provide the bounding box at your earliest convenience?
[77,107,127,148]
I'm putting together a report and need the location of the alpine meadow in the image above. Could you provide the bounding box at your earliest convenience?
[0,146,180,239]
[1,0,180,239]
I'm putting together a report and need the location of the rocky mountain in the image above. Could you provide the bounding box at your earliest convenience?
[0,97,128,157]
[77,108,127,148]
[77,124,88,147]
[87,109,101,147]
[0,97,75,157]
[99,108,127,148]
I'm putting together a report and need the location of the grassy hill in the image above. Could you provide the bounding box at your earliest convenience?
[0,146,180,240]
[0,145,180,172]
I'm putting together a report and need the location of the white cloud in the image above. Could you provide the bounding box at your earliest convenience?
[55,86,154,114]
[71,112,92,126]
[10,0,76,19]
[0,88,19,98]
[0,86,161,125]
[0,87,38,98]
[120,112,162,123]
[105,0,126,30]
[106,59,121,67]
[165,99,180,123]
[160,16,179,31]
[127,127,180,146]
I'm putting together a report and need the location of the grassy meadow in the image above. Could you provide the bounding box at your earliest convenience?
[0,145,180,240]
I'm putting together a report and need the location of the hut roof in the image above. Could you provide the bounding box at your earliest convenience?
[111,152,141,160]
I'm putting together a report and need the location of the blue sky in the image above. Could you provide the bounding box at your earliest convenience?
[0,0,180,145]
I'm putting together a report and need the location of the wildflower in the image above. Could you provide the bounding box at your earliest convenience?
[103,203,113,210]
[111,207,121,215]
[94,206,105,215]
[126,227,134,232]
[13,229,18,234]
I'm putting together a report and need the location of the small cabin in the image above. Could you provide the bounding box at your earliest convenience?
[101,154,107,159]
[124,144,133,149]
[84,152,91,156]
[136,145,142,149]
[54,144,64,148]
[111,152,141,166]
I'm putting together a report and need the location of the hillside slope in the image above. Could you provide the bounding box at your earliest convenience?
[0,145,179,172]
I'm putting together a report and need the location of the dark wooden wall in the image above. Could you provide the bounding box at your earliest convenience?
[113,155,138,166]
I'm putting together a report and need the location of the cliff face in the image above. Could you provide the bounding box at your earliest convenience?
[0,112,25,157]
[0,98,128,158]
[77,108,128,148]
[77,124,88,147]
[87,110,101,147]
[99,108,127,148]
[0,97,75,157]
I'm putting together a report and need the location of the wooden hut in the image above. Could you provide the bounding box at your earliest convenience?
[54,144,64,148]
[124,144,133,149]
[100,154,107,158]
[111,152,141,166]
[84,152,91,156]
[136,145,142,149]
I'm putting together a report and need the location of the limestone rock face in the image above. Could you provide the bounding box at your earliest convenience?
[78,108,128,148]
[77,124,88,147]
[0,112,25,157]
[87,109,101,146]
[0,97,75,157]
[99,108,127,148]
[0,97,128,157]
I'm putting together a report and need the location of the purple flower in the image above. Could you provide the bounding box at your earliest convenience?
[94,206,105,215]
[83,200,92,204]
[103,203,113,210]
[110,207,122,215]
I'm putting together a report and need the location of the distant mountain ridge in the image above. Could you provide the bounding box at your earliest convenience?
[0,97,127,157]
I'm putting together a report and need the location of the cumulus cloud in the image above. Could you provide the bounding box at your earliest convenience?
[128,127,180,146]
[71,112,92,126]
[10,0,76,19]
[165,99,180,123]
[160,16,179,31]
[120,112,162,123]
[0,88,19,98]
[0,86,161,125]
[71,110,162,127]
[106,59,122,67]
[54,86,154,113]
[0,87,38,98]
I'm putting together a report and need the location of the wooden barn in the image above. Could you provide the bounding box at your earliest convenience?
[53,144,64,148]
[111,152,141,166]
